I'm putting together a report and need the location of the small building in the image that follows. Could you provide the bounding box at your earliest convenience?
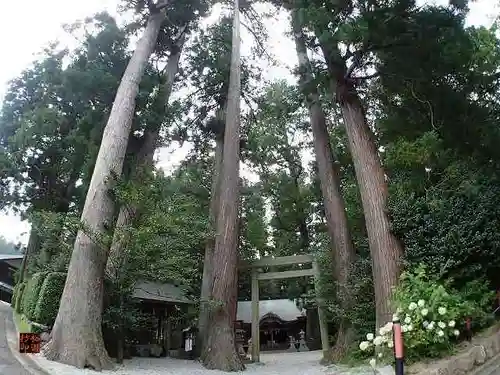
[122,280,195,358]
[236,299,307,351]
[0,254,24,303]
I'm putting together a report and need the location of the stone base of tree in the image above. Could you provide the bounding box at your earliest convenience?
[408,324,500,375]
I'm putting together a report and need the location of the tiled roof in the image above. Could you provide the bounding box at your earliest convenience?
[132,280,194,304]
[237,299,305,323]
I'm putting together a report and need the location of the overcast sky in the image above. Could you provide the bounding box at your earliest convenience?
[0,0,496,245]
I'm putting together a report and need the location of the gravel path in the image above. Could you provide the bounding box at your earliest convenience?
[31,350,348,375]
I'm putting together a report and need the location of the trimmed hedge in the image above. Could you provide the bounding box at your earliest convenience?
[21,272,48,320]
[11,283,20,307]
[15,282,26,313]
[34,272,66,326]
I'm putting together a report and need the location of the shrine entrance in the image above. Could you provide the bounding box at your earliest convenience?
[239,254,330,362]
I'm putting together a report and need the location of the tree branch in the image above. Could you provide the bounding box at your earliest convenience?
[351,71,380,81]
[154,0,171,12]
[344,50,363,79]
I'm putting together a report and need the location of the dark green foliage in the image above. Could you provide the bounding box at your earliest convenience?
[31,325,44,334]
[389,163,500,290]
[33,272,66,326]
[15,282,26,313]
[21,272,49,321]
[11,283,21,310]
[21,278,37,316]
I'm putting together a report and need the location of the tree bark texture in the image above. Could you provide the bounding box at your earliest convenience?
[197,135,224,355]
[317,37,403,329]
[292,13,356,360]
[42,11,165,370]
[201,0,244,370]
[106,33,186,280]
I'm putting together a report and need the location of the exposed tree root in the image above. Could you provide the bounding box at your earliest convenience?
[201,317,244,372]
[329,322,355,363]
[42,324,114,371]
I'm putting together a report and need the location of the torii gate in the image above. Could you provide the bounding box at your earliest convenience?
[239,254,330,362]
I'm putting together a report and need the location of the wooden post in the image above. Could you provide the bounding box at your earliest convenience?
[251,269,260,362]
[312,260,330,360]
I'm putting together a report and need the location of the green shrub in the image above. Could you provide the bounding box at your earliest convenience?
[21,278,35,314]
[31,324,43,334]
[15,282,26,313]
[21,272,48,321]
[33,272,66,326]
[16,281,29,313]
[11,283,20,307]
[358,266,494,366]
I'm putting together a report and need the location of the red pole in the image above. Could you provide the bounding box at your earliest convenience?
[393,319,404,375]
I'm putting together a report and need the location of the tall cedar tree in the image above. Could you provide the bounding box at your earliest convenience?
[201,0,245,370]
[42,4,167,369]
[291,9,357,360]
[106,28,187,279]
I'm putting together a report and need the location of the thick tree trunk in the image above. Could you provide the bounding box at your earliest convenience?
[201,0,244,370]
[317,37,403,328]
[106,31,186,279]
[292,13,356,360]
[42,11,165,370]
[197,135,224,355]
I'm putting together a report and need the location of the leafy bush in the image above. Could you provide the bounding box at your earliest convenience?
[358,266,494,365]
[389,164,500,290]
[20,272,48,320]
[15,282,26,313]
[11,283,20,307]
[20,278,37,315]
[33,272,66,326]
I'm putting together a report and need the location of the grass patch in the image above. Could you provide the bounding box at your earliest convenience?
[14,311,32,333]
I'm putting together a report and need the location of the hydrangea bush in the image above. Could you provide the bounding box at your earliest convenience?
[358,266,494,365]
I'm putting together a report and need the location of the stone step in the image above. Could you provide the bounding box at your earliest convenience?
[471,353,500,375]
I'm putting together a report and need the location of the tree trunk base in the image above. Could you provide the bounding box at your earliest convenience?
[43,325,114,371]
[201,317,244,372]
[329,323,355,362]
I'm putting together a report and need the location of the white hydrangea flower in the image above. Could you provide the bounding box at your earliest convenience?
[404,316,411,324]
[369,358,377,368]
[392,313,399,322]
[438,321,446,329]
[373,336,384,346]
[423,321,429,328]
[454,329,460,336]
[409,302,418,310]
[397,307,403,314]
[407,324,413,332]
[437,330,444,337]
[401,325,408,333]
[367,333,374,341]
[378,353,383,358]
[417,299,425,307]
[427,321,435,330]
[448,320,456,328]
[359,341,370,351]
[438,307,447,315]
[380,322,393,336]
[387,340,394,348]
[421,308,429,316]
